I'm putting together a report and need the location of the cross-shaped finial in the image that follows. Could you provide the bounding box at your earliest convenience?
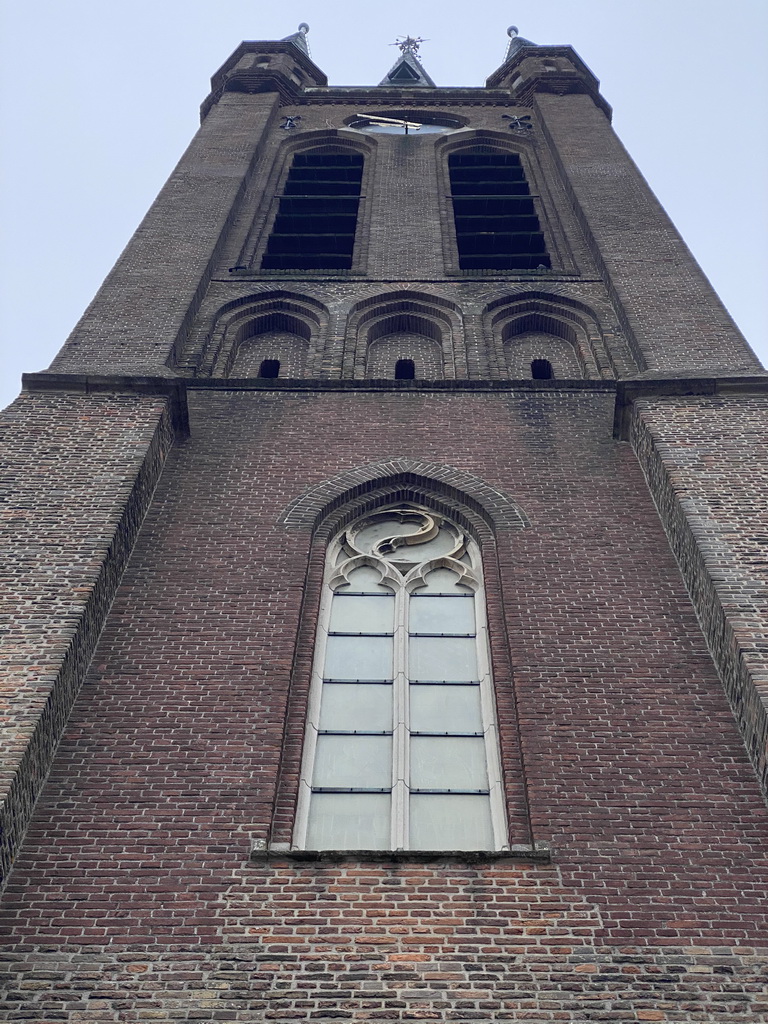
[391,35,427,57]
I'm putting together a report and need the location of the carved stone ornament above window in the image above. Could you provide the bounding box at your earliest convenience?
[502,113,534,133]
[343,507,468,572]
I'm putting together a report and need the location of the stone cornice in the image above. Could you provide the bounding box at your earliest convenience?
[22,372,768,445]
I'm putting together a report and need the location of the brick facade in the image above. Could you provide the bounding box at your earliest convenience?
[0,390,177,887]
[1,30,767,1023]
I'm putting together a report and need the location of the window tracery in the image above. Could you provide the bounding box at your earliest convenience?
[294,506,507,851]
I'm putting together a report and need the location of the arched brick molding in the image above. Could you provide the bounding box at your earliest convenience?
[345,291,466,380]
[278,457,531,536]
[201,291,329,378]
[484,291,614,380]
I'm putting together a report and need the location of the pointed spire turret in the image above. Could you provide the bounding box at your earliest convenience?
[504,25,537,60]
[486,25,610,120]
[281,22,310,55]
[202,22,326,119]
[379,36,436,88]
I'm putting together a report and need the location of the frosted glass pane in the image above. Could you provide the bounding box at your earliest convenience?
[325,635,392,680]
[313,734,392,788]
[319,683,392,732]
[330,594,394,634]
[339,565,393,593]
[409,684,482,734]
[410,595,475,634]
[418,568,473,593]
[409,636,477,681]
[306,792,390,849]
[410,736,488,790]
[409,793,493,850]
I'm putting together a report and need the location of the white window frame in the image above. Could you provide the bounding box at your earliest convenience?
[293,508,509,851]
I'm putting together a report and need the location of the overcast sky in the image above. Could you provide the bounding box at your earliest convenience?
[1,0,766,409]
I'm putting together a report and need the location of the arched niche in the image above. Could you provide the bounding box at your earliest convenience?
[503,324,583,380]
[231,313,310,378]
[484,294,613,380]
[203,292,328,378]
[346,291,464,379]
[365,314,444,379]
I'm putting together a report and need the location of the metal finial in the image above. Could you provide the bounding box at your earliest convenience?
[507,26,519,38]
[298,23,309,34]
[391,35,428,57]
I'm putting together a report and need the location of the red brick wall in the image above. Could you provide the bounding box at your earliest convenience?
[631,395,768,803]
[0,390,174,887]
[2,388,767,1022]
[3,41,767,1024]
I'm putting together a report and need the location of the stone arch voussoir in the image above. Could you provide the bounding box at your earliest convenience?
[278,458,531,539]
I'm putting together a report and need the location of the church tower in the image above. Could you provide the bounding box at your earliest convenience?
[2,25,767,1021]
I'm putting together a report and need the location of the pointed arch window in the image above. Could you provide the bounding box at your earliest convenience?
[262,150,364,270]
[531,358,553,379]
[294,506,508,852]
[448,150,550,270]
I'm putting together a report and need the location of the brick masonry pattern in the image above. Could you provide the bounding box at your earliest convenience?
[44,84,762,382]
[0,392,174,886]
[631,395,768,801]
[2,41,768,1024]
[1,390,767,1021]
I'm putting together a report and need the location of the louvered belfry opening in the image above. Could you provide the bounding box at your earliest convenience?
[262,151,364,270]
[449,151,551,271]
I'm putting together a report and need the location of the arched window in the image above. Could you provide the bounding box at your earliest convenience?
[448,150,550,270]
[394,358,415,380]
[262,150,364,270]
[531,358,553,380]
[294,506,507,851]
[258,358,281,378]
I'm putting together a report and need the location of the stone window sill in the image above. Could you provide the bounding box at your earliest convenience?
[250,842,551,864]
